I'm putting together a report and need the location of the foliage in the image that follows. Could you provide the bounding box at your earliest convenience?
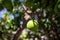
[0,0,60,40]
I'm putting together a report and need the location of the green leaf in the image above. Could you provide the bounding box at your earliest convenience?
[0,0,2,3]
[3,0,13,11]
[58,0,60,2]
[0,27,2,31]
[58,4,60,8]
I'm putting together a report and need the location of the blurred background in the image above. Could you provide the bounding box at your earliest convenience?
[0,0,60,40]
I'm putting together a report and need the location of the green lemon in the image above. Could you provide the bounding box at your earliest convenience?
[27,20,39,32]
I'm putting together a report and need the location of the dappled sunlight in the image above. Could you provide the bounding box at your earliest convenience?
[0,0,60,40]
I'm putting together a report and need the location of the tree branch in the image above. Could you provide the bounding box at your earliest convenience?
[13,19,27,40]
[13,3,40,40]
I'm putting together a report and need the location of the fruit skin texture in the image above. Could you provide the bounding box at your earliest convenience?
[27,20,39,32]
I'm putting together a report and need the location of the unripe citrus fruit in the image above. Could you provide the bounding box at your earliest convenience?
[27,20,39,32]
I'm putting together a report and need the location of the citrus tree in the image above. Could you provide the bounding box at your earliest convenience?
[0,0,60,40]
